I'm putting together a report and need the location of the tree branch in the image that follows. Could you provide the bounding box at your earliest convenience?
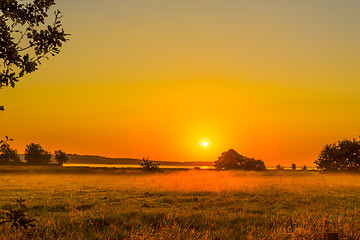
[17,44,33,52]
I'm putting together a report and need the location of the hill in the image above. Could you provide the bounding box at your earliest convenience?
[67,154,213,166]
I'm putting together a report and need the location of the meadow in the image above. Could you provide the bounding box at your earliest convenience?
[0,167,360,239]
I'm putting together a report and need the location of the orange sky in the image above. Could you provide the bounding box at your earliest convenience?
[2,1,360,166]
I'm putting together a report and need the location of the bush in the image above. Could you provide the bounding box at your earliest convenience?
[139,157,160,171]
[275,164,284,170]
[214,149,266,170]
[243,158,266,171]
[315,137,360,172]
[0,198,36,230]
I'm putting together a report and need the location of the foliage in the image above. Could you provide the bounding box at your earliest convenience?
[242,158,266,171]
[54,150,68,166]
[291,163,296,170]
[0,0,69,89]
[0,0,69,110]
[0,136,20,164]
[302,165,307,171]
[139,157,160,171]
[0,135,12,143]
[25,143,51,165]
[0,198,35,230]
[315,137,360,172]
[214,149,266,170]
[0,142,20,164]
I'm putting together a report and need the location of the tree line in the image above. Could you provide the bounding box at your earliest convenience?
[215,137,360,172]
[0,137,68,166]
[2,136,359,171]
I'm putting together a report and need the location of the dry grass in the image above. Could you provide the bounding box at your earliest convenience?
[0,167,360,239]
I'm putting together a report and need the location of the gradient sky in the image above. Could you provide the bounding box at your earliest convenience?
[2,0,360,166]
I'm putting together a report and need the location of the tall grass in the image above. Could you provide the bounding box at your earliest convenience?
[1,168,360,239]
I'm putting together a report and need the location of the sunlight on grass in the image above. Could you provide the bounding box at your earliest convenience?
[1,169,360,239]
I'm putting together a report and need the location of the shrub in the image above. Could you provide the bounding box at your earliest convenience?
[243,158,266,171]
[0,198,36,230]
[139,157,160,171]
[275,164,284,170]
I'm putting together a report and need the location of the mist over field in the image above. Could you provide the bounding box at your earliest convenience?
[0,168,360,239]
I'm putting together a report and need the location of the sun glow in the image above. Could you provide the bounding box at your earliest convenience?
[200,138,211,149]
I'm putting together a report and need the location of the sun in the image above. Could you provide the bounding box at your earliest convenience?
[202,141,209,147]
[199,138,211,149]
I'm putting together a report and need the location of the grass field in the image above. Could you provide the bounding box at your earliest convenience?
[0,167,360,239]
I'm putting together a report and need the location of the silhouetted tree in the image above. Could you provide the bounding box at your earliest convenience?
[291,163,296,171]
[0,136,20,164]
[54,150,68,166]
[315,137,360,172]
[215,149,266,170]
[25,143,51,165]
[139,157,160,171]
[215,149,244,169]
[0,0,69,110]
